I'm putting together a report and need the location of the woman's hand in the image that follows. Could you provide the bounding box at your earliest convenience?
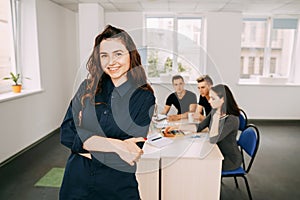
[83,136,146,166]
[114,137,146,166]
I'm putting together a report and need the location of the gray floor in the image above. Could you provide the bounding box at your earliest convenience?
[0,120,299,200]
[221,120,300,200]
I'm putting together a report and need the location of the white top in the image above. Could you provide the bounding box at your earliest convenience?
[142,133,223,161]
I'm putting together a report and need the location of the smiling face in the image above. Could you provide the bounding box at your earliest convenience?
[99,38,130,86]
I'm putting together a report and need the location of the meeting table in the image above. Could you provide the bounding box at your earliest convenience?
[136,117,224,200]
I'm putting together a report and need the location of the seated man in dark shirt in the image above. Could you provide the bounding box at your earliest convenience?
[194,75,213,121]
[161,75,197,121]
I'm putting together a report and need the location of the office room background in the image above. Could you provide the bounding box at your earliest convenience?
[0,0,299,199]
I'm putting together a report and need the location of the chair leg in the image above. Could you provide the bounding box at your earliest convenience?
[234,176,239,188]
[242,176,252,200]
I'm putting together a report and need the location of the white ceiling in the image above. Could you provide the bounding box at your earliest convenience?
[50,0,300,15]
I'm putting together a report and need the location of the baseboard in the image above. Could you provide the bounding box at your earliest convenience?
[248,119,300,124]
[0,128,60,168]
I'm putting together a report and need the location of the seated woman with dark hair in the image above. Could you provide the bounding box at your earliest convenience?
[197,84,242,170]
[165,84,242,171]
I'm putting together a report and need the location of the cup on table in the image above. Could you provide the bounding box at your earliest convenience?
[188,112,194,123]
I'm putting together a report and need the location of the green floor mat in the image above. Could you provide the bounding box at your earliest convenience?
[35,167,65,188]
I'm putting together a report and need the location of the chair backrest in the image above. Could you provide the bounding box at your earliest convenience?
[238,109,248,131]
[237,124,260,173]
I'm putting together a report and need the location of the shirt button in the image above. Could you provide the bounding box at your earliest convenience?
[104,111,107,115]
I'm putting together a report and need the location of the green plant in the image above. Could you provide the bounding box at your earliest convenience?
[164,57,173,72]
[178,62,186,72]
[147,50,160,77]
[3,72,22,85]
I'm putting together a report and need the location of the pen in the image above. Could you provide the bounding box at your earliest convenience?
[151,137,162,141]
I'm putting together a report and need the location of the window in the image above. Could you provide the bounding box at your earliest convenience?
[145,17,174,78]
[0,0,16,93]
[240,17,298,83]
[270,19,297,77]
[240,18,267,78]
[145,16,203,81]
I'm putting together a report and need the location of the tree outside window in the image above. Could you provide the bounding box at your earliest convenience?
[145,16,202,81]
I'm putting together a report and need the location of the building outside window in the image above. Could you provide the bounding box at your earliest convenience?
[270,18,297,77]
[240,18,267,78]
[240,17,298,83]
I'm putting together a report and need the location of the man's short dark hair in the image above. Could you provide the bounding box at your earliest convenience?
[196,75,213,85]
[172,75,184,83]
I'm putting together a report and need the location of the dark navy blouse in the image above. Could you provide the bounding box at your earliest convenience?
[59,78,155,200]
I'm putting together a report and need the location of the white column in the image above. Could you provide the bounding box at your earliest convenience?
[78,3,104,80]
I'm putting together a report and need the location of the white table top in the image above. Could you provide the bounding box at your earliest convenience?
[142,133,223,161]
[152,118,200,129]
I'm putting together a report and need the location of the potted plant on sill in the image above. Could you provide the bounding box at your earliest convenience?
[2,72,27,93]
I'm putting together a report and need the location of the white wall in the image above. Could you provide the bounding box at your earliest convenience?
[78,3,104,65]
[77,3,105,84]
[0,0,78,163]
[1,7,299,164]
[105,12,144,48]
[106,11,300,119]
[204,13,300,119]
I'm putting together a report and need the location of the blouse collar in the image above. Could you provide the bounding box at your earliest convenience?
[114,79,135,97]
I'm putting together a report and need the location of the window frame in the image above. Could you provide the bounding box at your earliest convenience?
[144,13,204,83]
[0,0,20,94]
[0,0,42,101]
[240,16,299,85]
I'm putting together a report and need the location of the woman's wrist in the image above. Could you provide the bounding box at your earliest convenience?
[83,135,119,153]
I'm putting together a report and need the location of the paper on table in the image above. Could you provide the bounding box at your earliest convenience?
[147,133,173,148]
[155,114,167,121]
[153,119,169,129]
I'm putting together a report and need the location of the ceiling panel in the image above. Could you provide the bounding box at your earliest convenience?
[114,3,144,11]
[272,2,300,14]
[100,2,118,11]
[50,0,300,14]
[140,2,169,9]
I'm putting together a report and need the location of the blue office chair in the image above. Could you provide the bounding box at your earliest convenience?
[222,124,260,200]
[238,109,248,131]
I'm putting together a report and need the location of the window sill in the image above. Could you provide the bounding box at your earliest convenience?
[0,89,44,103]
[149,78,197,85]
[238,80,300,87]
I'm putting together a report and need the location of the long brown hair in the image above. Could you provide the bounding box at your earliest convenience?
[81,25,153,106]
[211,84,240,116]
